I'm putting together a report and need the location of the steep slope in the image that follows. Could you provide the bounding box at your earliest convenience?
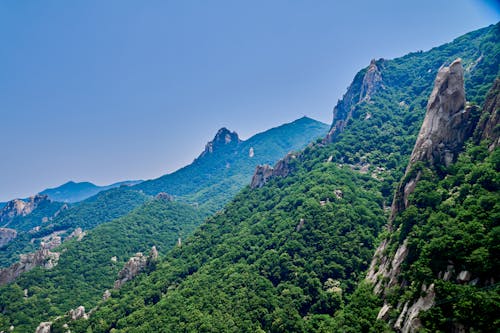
[0,187,149,268]
[39,180,143,203]
[53,23,499,333]
[0,118,327,271]
[135,116,329,211]
[0,199,206,332]
[0,195,65,232]
[359,72,499,332]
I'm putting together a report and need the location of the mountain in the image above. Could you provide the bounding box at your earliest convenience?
[39,180,143,203]
[0,117,329,332]
[135,116,330,211]
[0,194,64,232]
[0,187,149,269]
[33,23,497,333]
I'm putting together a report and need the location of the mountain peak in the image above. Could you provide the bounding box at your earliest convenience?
[200,127,240,157]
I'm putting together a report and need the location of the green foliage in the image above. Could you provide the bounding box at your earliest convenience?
[0,188,149,268]
[1,199,64,232]
[377,143,500,331]
[63,141,387,332]
[135,117,329,211]
[0,199,207,332]
[1,22,498,333]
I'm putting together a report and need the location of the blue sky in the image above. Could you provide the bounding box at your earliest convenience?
[0,0,498,201]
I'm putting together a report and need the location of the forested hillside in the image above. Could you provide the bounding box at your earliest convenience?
[135,116,329,212]
[0,199,207,332]
[48,23,499,333]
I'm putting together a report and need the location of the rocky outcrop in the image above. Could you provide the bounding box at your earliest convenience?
[366,59,474,332]
[40,232,62,250]
[199,128,240,157]
[360,59,384,102]
[407,59,472,168]
[395,284,436,333]
[156,192,174,201]
[114,246,158,289]
[0,194,50,226]
[0,249,60,285]
[250,165,274,189]
[475,77,500,150]
[0,228,17,247]
[250,153,297,189]
[391,59,472,220]
[35,322,52,333]
[69,305,89,320]
[66,227,86,241]
[325,59,384,142]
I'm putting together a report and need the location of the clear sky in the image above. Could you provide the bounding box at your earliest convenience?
[0,0,498,201]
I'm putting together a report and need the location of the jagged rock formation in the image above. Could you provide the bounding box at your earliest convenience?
[407,59,472,168]
[0,249,60,285]
[360,59,384,102]
[325,59,384,142]
[475,77,500,150]
[0,228,17,247]
[69,305,89,320]
[390,59,473,220]
[199,127,240,157]
[114,246,158,289]
[66,227,86,241]
[35,322,52,333]
[250,165,274,189]
[250,153,297,189]
[0,194,50,226]
[367,59,478,333]
[156,192,174,201]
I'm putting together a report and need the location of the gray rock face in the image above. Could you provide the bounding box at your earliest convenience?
[156,192,174,201]
[475,77,500,150]
[391,59,472,220]
[250,153,297,189]
[66,227,86,241]
[360,59,384,102]
[0,249,60,285]
[69,305,88,320]
[0,194,50,226]
[366,59,475,332]
[35,322,52,333]
[325,59,384,143]
[114,246,158,289]
[408,59,471,168]
[250,165,274,189]
[397,284,436,333]
[0,228,17,247]
[200,127,240,157]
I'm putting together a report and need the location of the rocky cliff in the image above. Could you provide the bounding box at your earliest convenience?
[114,246,158,289]
[390,58,475,220]
[0,228,17,248]
[366,59,481,332]
[250,153,297,188]
[0,248,60,285]
[475,77,500,150]
[199,127,240,158]
[325,59,384,142]
[0,194,50,227]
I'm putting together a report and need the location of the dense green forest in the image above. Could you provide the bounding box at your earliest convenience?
[0,199,207,332]
[0,188,149,268]
[0,118,326,269]
[0,23,498,333]
[0,198,64,232]
[49,23,499,333]
[136,116,329,212]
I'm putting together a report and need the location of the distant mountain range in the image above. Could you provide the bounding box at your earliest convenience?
[39,180,143,203]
